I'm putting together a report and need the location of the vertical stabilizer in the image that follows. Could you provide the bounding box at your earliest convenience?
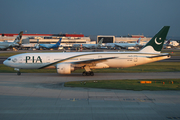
[136,37,141,45]
[14,31,23,44]
[55,38,62,46]
[98,38,104,45]
[139,26,170,53]
[165,39,171,45]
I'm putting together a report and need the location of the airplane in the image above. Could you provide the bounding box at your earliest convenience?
[163,39,179,49]
[170,41,179,47]
[106,37,141,49]
[3,26,170,76]
[166,39,179,47]
[0,31,23,50]
[72,38,104,49]
[36,38,62,50]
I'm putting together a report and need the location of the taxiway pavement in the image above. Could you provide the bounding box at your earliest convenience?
[0,72,180,120]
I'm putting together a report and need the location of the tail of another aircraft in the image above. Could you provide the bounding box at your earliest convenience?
[56,38,62,46]
[98,38,104,45]
[165,39,171,45]
[136,37,141,45]
[13,31,23,44]
[139,26,170,53]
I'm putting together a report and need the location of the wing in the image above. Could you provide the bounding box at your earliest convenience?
[71,57,117,67]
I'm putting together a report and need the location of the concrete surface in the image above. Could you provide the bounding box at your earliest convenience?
[0,72,180,120]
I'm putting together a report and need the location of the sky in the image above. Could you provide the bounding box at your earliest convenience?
[0,0,180,38]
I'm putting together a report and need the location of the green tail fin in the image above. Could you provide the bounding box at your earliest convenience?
[140,26,170,53]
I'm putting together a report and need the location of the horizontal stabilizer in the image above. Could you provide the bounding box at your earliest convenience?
[147,54,170,58]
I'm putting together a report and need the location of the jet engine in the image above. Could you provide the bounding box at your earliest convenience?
[56,63,74,74]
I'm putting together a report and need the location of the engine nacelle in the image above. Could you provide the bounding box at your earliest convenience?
[56,63,74,74]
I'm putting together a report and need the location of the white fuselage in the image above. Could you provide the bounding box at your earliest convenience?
[169,41,179,47]
[116,43,138,48]
[0,42,18,49]
[82,44,101,49]
[105,43,139,48]
[3,52,170,70]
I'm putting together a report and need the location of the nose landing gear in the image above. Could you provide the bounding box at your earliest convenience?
[17,71,21,75]
[14,68,21,75]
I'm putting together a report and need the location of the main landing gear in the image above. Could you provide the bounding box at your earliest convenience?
[82,71,94,76]
[14,68,21,75]
[17,71,21,75]
[82,66,94,76]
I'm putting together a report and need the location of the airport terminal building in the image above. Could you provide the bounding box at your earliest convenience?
[97,35,151,44]
[0,33,92,47]
[0,33,151,47]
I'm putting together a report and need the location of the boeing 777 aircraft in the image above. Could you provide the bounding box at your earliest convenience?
[37,38,62,50]
[3,26,170,76]
[0,31,23,50]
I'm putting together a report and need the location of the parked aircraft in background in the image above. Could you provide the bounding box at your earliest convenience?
[36,38,62,50]
[0,31,23,50]
[3,26,170,76]
[168,40,179,47]
[163,39,179,49]
[72,38,104,49]
[106,37,141,50]
[72,43,81,48]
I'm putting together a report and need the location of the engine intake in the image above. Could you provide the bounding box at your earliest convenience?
[56,63,74,74]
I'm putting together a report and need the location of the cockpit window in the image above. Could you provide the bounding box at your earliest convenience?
[7,58,11,61]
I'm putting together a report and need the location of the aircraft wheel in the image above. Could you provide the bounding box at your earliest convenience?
[86,72,90,76]
[82,71,86,76]
[17,71,21,76]
[90,72,94,76]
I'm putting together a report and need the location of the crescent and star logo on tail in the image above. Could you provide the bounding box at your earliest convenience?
[155,37,162,45]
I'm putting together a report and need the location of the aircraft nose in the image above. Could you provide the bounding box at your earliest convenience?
[3,60,8,66]
[3,60,7,65]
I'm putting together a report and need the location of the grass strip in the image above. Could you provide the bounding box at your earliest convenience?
[64,79,180,91]
[0,64,56,73]
[0,52,26,57]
